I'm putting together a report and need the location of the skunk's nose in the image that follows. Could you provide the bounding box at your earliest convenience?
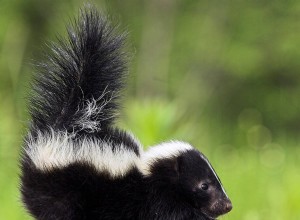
[222,198,232,213]
[224,199,232,212]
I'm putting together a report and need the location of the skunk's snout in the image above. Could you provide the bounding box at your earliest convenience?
[223,198,232,213]
[205,197,232,219]
[201,196,232,219]
[215,197,232,215]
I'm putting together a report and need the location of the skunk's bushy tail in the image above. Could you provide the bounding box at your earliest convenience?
[30,8,128,133]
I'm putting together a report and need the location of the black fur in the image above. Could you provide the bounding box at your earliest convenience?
[30,7,127,133]
[21,7,232,220]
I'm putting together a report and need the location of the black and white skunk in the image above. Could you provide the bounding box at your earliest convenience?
[20,7,232,220]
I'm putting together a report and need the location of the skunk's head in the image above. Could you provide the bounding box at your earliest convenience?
[141,141,232,219]
[176,149,232,219]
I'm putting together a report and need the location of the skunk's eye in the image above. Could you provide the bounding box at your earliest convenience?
[201,183,209,190]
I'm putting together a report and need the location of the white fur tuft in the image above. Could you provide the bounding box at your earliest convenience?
[74,88,118,133]
[138,141,193,176]
[25,129,141,178]
[75,98,102,132]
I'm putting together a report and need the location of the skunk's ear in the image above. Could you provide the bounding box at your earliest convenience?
[163,158,180,183]
[172,155,184,179]
[173,156,182,175]
[173,157,179,174]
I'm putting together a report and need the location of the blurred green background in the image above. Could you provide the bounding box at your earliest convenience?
[1,0,300,219]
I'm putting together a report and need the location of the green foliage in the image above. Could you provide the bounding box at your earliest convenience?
[1,0,300,219]
[120,100,194,146]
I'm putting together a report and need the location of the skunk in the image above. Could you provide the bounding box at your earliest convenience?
[20,7,232,220]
